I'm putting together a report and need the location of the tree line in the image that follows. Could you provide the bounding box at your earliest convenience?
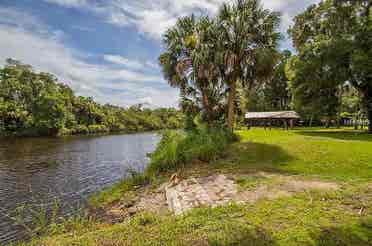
[0,59,184,136]
[159,0,371,132]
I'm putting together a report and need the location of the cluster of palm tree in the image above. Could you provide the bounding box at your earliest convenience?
[159,0,281,130]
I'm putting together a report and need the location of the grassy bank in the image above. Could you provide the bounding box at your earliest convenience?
[19,128,372,245]
[228,128,372,181]
[90,128,237,208]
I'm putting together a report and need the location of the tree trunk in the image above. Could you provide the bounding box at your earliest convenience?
[201,90,212,125]
[354,117,359,130]
[361,88,372,134]
[368,107,372,134]
[227,81,237,130]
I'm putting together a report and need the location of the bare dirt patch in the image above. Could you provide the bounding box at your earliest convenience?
[98,172,340,221]
[235,174,339,204]
[95,188,169,224]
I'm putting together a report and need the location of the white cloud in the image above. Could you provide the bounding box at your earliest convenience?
[103,54,158,72]
[42,0,320,46]
[0,7,178,107]
[0,7,49,33]
[44,0,89,8]
[103,0,227,40]
[133,9,178,40]
[145,61,159,69]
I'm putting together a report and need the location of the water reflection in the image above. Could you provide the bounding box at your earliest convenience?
[0,133,160,244]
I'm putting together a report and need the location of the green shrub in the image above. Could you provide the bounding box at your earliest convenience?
[146,128,237,175]
[57,127,73,136]
[109,123,127,132]
[87,125,109,134]
[73,125,89,135]
[146,131,186,174]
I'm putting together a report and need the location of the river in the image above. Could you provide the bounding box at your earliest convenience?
[0,132,160,245]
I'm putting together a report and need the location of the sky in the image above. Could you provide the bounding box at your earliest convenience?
[0,0,320,108]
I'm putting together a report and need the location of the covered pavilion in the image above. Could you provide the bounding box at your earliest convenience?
[245,111,300,130]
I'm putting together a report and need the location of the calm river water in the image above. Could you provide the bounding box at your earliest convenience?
[0,133,160,245]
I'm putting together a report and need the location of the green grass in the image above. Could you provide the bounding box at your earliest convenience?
[20,128,372,245]
[146,128,237,175]
[221,128,372,182]
[235,175,270,191]
[22,186,372,246]
[89,172,151,208]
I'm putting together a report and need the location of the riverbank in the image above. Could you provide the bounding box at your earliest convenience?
[0,125,179,138]
[19,128,372,245]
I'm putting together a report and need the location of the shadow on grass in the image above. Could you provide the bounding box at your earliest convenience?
[208,214,372,246]
[207,226,278,246]
[216,142,295,174]
[295,130,372,142]
[313,218,372,246]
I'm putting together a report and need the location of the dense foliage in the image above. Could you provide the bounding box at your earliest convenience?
[147,128,237,175]
[240,50,292,113]
[159,0,281,129]
[287,0,372,131]
[0,59,184,136]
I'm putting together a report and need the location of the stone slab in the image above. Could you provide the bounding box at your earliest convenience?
[165,174,237,215]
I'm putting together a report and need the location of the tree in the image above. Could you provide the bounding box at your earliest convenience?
[216,0,281,129]
[240,50,293,113]
[289,0,372,132]
[159,0,281,130]
[0,59,184,136]
[263,50,292,111]
[159,16,225,126]
[286,47,341,126]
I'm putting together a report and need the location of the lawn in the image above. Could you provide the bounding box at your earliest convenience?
[221,128,372,182]
[20,128,372,246]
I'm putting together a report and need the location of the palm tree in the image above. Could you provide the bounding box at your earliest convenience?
[216,0,281,129]
[159,16,224,125]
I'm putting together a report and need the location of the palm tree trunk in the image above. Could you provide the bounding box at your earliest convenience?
[201,90,212,125]
[227,81,237,130]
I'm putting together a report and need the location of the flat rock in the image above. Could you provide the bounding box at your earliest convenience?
[165,174,237,215]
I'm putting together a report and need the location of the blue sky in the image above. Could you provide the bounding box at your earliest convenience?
[0,0,319,108]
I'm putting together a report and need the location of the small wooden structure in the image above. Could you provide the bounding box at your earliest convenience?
[245,111,300,130]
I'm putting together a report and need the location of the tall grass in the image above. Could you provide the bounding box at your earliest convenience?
[89,128,237,207]
[7,198,93,242]
[146,128,237,175]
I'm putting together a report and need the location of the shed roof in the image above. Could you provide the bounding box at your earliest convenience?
[245,111,300,119]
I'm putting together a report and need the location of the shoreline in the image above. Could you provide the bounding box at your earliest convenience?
[14,128,372,245]
[0,129,168,139]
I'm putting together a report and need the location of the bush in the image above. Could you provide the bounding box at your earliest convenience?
[109,123,127,132]
[146,128,237,175]
[58,127,73,136]
[87,124,109,134]
[147,131,186,174]
[72,125,89,135]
